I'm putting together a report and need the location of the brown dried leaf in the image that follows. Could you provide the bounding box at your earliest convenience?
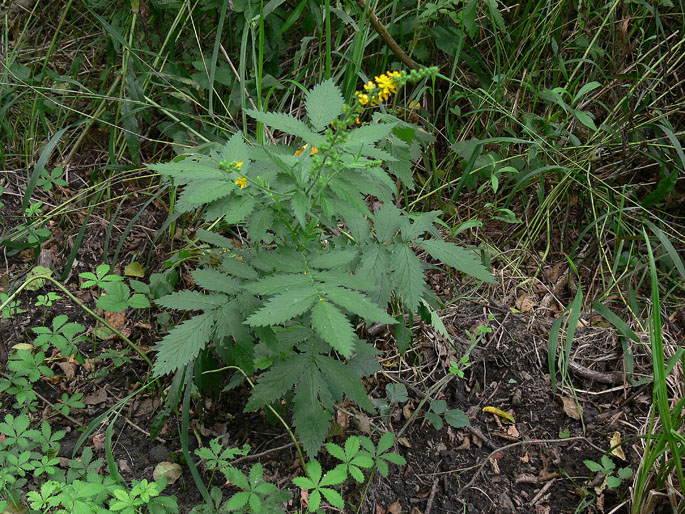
[610,431,626,461]
[83,388,108,406]
[387,501,402,514]
[515,293,536,313]
[560,396,582,420]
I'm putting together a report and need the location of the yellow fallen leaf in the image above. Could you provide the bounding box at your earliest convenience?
[610,431,626,461]
[483,406,515,423]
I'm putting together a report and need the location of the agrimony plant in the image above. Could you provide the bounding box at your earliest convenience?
[150,69,496,456]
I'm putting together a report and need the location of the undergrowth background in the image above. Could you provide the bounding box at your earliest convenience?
[1,0,684,512]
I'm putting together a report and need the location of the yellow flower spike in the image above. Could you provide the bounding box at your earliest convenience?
[234,177,247,189]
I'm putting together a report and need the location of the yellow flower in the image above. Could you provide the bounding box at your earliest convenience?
[234,177,247,189]
[294,144,319,156]
[363,80,375,92]
[374,73,397,102]
[235,161,243,169]
[356,93,369,106]
[409,100,420,110]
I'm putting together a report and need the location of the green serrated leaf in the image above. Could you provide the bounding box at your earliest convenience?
[246,354,308,410]
[246,286,318,326]
[417,239,496,284]
[391,244,427,312]
[309,249,358,269]
[245,110,326,147]
[153,314,214,376]
[321,286,396,324]
[247,208,272,243]
[148,159,225,185]
[345,122,396,146]
[401,211,442,241]
[311,301,355,357]
[192,268,241,295]
[244,274,310,295]
[374,203,403,242]
[306,79,344,131]
[293,373,332,458]
[315,355,374,411]
[221,255,259,280]
[155,291,227,311]
[291,190,308,228]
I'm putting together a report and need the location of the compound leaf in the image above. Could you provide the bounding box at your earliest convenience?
[246,286,318,326]
[321,286,395,324]
[311,300,355,357]
[245,110,325,147]
[417,239,496,284]
[391,244,427,312]
[153,313,214,376]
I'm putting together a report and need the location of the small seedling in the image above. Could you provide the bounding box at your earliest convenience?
[584,454,633,490]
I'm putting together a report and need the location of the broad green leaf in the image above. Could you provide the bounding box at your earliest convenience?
[127,294,150,309]
[153,313,214,376]
[305,79,344,131]
[311,300,355,357]
[417,239,496,284]
[246,286,318,326]
[192,268,241,295]
[573,109,598,131]
[155,291,227,311]
[96,282,130,312]
[445,408,470,428]
[386,383,408,403]
[321,286,396,324]
[391,244,427,312]
[245,110,326,147]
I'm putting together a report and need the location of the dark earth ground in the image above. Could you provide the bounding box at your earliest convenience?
[0,172,665,513]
